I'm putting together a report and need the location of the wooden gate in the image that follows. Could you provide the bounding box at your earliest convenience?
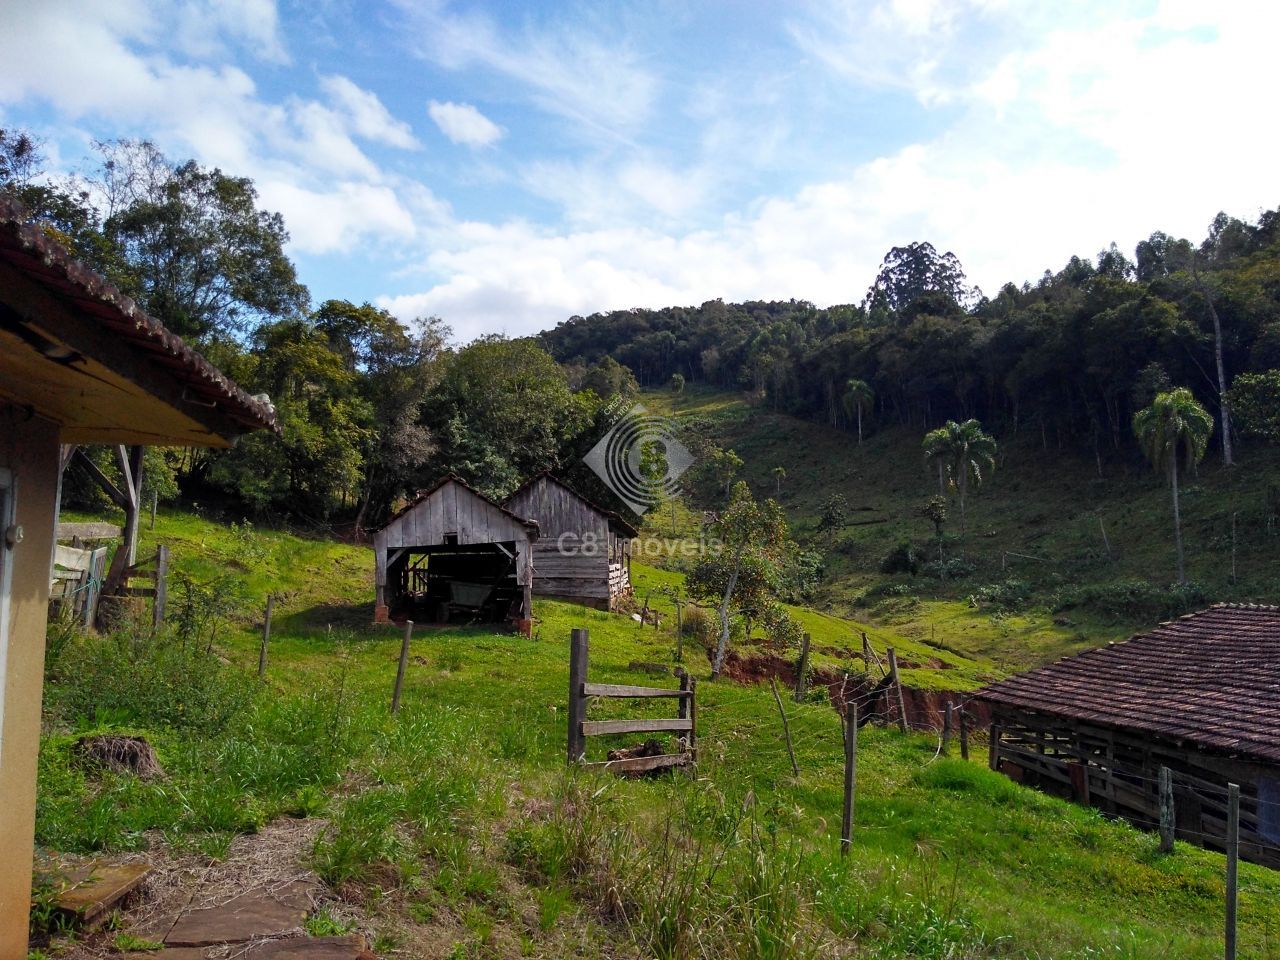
[566,627,696,774]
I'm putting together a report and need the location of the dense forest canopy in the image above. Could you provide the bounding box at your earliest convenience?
[5,127,1280,530]
[540,213,1280,463]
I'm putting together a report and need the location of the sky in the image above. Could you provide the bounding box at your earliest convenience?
[0,0,1276,343]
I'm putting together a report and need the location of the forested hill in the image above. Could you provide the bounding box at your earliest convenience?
[539,216,1280,464]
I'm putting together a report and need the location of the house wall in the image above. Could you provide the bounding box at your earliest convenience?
[0,407,59,957]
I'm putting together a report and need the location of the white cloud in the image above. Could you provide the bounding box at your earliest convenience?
[172,0,289,64]
[0,1,421,256]
[427,100,503,147]
[397,2,656,141]
[382,1,1280,340]
[322,75,418,149]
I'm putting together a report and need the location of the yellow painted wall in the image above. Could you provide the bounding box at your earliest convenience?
[0,407,58,958]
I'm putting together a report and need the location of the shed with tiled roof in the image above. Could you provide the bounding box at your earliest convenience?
[976,604,1280,866]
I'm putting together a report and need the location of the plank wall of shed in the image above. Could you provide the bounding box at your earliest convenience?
[506,476,632,600]
[374,480,532,592]
[989,706,1280,868]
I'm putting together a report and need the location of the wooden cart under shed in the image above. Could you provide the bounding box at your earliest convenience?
[503,472,636,610]
[977,604,1280,867]
[373,475,538,634]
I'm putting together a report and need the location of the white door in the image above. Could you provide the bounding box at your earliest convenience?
[0,467,13,766]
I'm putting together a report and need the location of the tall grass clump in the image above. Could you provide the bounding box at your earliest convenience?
[45,615,252,732]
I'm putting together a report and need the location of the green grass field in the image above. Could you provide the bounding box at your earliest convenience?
[32,509,1280,958]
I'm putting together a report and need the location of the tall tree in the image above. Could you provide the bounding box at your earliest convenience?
[1132,388,1213,585]
[920,419,997,532]
[842,378,873,444]
[865,241,972,316]
[688,481,797,679]
[95,140,309,340]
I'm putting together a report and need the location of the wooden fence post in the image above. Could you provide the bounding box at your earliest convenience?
[684,674,698,766]
[1159,766,1175,854]
[568,628,589,764]
[152,544,169,631]
[988,722,1000,770]
[942,701,953,755]
[1226,782,1239,960]
[258,594,274,679]
[959,707,970,761]
[675,600,684,662]
[861,631,872,666]
[769,677,799,777]
[150,489,158,530]
[391,619,413,714]
[887,648,908,732]
[794,632,811,702]
[841,699,857,857]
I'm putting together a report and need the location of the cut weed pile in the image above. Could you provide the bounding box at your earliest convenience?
[33,510,1280,958]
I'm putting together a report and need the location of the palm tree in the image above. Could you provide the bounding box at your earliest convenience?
[842,379,874,444]
[921,419,997,533]
[1133,388,1213,585]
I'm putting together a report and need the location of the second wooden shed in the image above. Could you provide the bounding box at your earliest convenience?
[503,472,637,610]
[373,475,538,633]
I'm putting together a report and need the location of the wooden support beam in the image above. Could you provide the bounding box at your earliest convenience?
[583,682,692,698]
[567,629,588,763]
[582,753,690,773]
[581,718,692,737]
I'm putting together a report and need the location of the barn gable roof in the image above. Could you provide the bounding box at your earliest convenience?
[504,471,638,538]
[976,604,1280,763]
[380,473,539,535]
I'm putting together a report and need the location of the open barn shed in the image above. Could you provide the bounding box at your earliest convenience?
[373,475,538,633]
[503,472,636,610]
[977,604,1280,867]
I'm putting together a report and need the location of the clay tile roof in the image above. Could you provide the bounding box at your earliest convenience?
[976,604,1280,763]
[0,196,278,436]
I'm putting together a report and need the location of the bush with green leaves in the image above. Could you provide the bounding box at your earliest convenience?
[967,578,1032,610]
[880,541,922,575]
[1054,578,1206,621]
[45,616,252,732]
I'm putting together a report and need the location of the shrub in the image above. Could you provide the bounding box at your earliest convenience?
[681,605,715,644]
[46,617,253,732]
[921,557,977,580]
[968,578,1031,610]
[880,541,921,575]
[1054,579,1207,621]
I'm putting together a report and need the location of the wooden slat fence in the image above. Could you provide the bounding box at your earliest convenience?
[567,627,696,774]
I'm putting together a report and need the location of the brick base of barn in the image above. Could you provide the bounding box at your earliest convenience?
[988,706,1280,868]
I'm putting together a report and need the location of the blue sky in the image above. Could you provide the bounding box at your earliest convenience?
[1,1,1275,342]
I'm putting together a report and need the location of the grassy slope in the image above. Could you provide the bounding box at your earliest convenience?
[34,510,1280,958]
[641,384,1280,671]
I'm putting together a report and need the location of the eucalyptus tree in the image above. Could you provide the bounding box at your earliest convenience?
[1133,388,1214,585]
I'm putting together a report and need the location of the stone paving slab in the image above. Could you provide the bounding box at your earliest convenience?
[128,935,370,959]
[48,861,151,923]
[164,880,316,947]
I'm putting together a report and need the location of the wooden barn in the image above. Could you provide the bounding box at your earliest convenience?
[503,472,637,610]
[373,475,538,633]
[977,604,1280,867]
